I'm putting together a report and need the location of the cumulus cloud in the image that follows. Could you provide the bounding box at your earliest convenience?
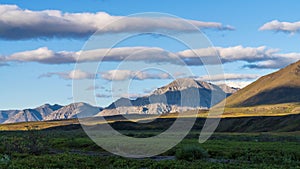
[39,70,95,80]
[119,93,146,99]
[4,45,300,68]
[78,47,175,63]
[197,73,260,81]
[101,70,172,81]
[1,45,279,65]
[244,53,300,69]
[0,4,233,40]
[259,20,300,34]
[7,47,76,64]
[96,89,154,99]
[192,74,257,89]
[96,92,147,99]
[224,81,253,88]
[5,46,173,64]
[195,73,260,89]
[178,46,278,65]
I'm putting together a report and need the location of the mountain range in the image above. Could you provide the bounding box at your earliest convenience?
[0,103,102,124]
[101,78,237,116]
[0,80,237,124]
[1,60,299,124]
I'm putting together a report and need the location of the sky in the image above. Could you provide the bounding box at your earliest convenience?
[0,0,300,109]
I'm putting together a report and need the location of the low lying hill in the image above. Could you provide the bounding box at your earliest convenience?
[1,113,300,132]
[220,103,300,117]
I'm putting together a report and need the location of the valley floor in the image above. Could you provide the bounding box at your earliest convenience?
[0,126,299,168]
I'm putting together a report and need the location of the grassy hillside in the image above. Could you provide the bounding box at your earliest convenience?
[221,102,300,117]
[224,60,300,107]
[0,119,79,131]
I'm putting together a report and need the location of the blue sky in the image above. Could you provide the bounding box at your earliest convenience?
[0,0,300,109]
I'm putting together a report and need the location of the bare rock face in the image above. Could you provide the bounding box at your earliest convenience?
[101,78,236,116]
[97,103,204,117]
[1,103,102,124]
[98,103,172,116]
[0,110,20,123]
[2,104,62,124]
[44,102,102,120]
[3,110,41,124]
[217,84,239,95]
[153,78,219,95]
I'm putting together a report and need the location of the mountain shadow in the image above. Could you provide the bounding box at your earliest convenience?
[239,86,300,107]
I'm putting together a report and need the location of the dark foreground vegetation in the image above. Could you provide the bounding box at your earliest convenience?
[0,122,299,169]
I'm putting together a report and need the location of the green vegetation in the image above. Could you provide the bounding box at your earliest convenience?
[0,113,299,168]
[0,119,79,131]
[221,102,300,117]
[0,126,299,168]
[175,144,208,161]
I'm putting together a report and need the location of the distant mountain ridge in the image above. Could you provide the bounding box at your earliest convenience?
[107,78,237,109]
[0,103,102,124]
[0,79,238,124]
[100,78,237,116]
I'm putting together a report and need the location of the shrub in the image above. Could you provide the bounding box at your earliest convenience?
[2,126,49,155]
[175,144,209,161]
[0,154,10,168]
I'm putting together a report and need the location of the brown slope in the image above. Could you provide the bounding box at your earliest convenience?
[224,60,300,107]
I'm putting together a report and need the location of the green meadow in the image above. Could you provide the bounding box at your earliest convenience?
[0,119,299,169]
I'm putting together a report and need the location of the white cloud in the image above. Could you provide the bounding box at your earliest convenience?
[78,47,174,63]
[0,4,233,40]
[4,46,300,69]
[224,81,253,88]
[244,53,300,69]
[96,92,146,99]
[259,20,300,34]
[197,73,260,81]
[101,70,133,81]
[101,71,260,83]
[8,47,76,64]
[178,46,278,64]
[196,73,260,89]
[119,93,146,99]
[39,70,95,80]
[6,46,172,64]
[2,45,277,65]
[100,70,172,81]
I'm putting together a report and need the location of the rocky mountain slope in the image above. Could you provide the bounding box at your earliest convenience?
[0,103,102,124]
[99,78,238,116]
